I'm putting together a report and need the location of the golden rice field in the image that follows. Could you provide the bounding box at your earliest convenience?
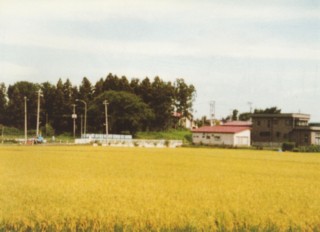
[0,146,320,231]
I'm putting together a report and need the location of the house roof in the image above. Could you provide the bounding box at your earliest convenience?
[222,121,252,127]
[172,112,182,118]
[192,126,250,134]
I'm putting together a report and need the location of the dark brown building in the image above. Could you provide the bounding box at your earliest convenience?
[251,113,320,147]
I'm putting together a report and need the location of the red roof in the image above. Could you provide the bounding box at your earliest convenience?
[172,112,182,118]
[223,121,252,127]
[192,126,250,134]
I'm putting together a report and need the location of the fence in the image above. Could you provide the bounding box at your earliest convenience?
[75,136,183,148]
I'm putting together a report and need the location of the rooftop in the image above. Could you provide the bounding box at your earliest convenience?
[192,126,250,134]
[222,121,252,127]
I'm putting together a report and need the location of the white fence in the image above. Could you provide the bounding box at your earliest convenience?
[75,138,183,148]
[75,134,183,148]
[82,134,132,140]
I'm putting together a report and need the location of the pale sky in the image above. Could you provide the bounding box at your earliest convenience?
[0,0,319,120]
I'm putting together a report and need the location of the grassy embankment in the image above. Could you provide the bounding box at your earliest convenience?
[135,129,191,142]
[0,127,191,144]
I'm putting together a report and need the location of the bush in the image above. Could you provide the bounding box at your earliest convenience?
[282,142,295,152]
[294,145,320,153]
[184,134,192,143]
[41,123,55,137]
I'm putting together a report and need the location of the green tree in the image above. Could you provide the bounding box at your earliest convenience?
[6,81,39,129]
[0,83,7,124]
[103,73,120,91]
[62,79,78,134]
[254,107,281,114]
[51,79,78,134]
[94,78,104,98]
[232,109,239,120]
[51,79,65,134]
[130,78,140,95]
[41,82,56,135]
[174,78,196,118]
[118,76,132,92]
[150,77,175,130]
[79,77,93,103]
[137,77,153,104]
[77,77,93,133]
[91,91,154,135]
[239,112,252,121]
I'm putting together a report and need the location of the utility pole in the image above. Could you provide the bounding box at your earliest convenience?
[1,126,3,143]
[76,99,87,138]
[36,89,42,137]
[45,113,48,136]
[210,101,215,126]
[80,114,83,137]
[24,96,27,144]
[230,109,233,122]
[248,102,253,113]
[72,104,77,138]
[103,100,109,145]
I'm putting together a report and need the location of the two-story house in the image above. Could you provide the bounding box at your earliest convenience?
[251,113,320,147]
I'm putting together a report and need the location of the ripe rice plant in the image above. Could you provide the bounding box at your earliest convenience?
[0,146,319,231]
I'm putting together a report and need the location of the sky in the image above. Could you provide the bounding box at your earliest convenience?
[0,0,319,120]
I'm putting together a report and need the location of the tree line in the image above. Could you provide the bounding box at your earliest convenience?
[0,74,195,136]
[195,107,282,127]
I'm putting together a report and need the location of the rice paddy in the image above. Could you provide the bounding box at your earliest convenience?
[0,146,319,231]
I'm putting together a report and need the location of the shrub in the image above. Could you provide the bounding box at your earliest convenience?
[184,134,192,143]
[41,123,55,137]
[294,145,320,153]
[282,142,295,152]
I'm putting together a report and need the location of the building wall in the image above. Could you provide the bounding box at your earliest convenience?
[251,116,295,143]
[192,132,234,146]
[192,130,250,146]
[312,131,320,145]
[251,114,311,146]
[309,128,320,145]
[251,114,320,147]
[234,130,251,146]
[179,117,195,129]
[291,129,311,146]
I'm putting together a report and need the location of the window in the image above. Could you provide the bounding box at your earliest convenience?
[276,132,281,138]
[206,135,211,139]
[304,134,309,143]
[214,136,221,141]
[296,120,308,126]
[257,120,261,126]
[267,120,271,128]
[260,132,270,137]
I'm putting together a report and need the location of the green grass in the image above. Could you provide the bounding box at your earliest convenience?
[135,129,191,141]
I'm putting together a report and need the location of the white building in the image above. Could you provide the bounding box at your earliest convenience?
[192,125,251,147]
[172,112,196,130]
